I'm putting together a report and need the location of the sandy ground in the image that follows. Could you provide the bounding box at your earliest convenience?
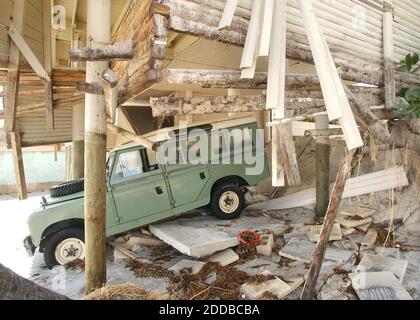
[0,192,170,300]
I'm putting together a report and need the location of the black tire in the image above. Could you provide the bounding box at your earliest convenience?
[49,179,84,198]
[210,184,245,220]
[44,228,85,269]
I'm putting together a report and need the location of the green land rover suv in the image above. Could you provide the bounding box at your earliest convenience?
[24,116,270,268]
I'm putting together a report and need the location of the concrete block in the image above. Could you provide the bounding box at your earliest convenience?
[336,216,373,229]
[340,239,359,251]
[350,272,412,300]
[355,254,408,281]
[240,278,291,299]
[256,234,275,256]
[209,248,239,266]
[168,260,206,275]
[309,223,342,242]
[150,215,285,258]
[361,229,378,248]
[342,228,356,236]
[279,238,353,264]
[340,207,375,219]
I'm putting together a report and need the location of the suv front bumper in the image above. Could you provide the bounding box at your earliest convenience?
[23,236,36,256]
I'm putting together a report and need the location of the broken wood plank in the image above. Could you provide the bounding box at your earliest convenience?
[69,40,134,61]
[218,0,239,30]
[249,166,409,211]
[240,0,263,69]
[107,122,158,152]
[276,123,302,186]
[8,22,51,82]
[267,0,287,115]
[297,0,342,121]
[258,0,275,57]
[301,150,355,300]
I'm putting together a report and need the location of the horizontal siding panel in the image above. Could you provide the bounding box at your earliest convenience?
[18,107,73,146]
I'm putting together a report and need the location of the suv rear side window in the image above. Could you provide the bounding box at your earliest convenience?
[112,150,144,180]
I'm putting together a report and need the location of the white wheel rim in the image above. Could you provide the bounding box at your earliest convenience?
[219,191,240,214]
[55,238,85,265]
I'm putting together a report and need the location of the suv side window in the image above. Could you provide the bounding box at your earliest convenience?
[112,150,144,180]
[144,149,160,172]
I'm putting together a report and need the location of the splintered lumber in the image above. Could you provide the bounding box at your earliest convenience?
[258,0,275,57]
[69,40,134,62]
[343,85,391,143]
[8,22,51,82]
[150,95,266,117]
[298,0,363,150]
[276,123,302,186]
[301,150,356,300]
[272,124,285,188]
[107,122,158,152]
[297,0,342,121]
[76,82,104,95]
[315,113,330,217]
[240,0,263,70]
[267,0,287,116]
[218,0,239,30]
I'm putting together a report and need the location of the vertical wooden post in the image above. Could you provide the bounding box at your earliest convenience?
[315,113,330,218]
[43,0,54,129]
[5,0,26,134]
[71,103,85,179]
[11,132,27,200]
[383,1,395,110]
[84,0,111,295]
[301,150,355,300]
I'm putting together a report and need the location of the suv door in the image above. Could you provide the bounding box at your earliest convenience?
[161,136,210,208]
[110,148,171,224]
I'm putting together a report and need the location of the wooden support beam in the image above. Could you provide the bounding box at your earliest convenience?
[276,123,302,186]
[69,40,134,62]
[218,0,239,30]
[101,69,121,122]
[383,4,395,110]
[8,23,51,82]
[10,132,28,200]
[314,113,330,218]
[84,0,110,295]
[301,150,355,300]
[107,122,159,152]
[45,81,54,129]
[4,0,26,134]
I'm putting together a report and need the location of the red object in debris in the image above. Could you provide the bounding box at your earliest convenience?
[237,230,261,248]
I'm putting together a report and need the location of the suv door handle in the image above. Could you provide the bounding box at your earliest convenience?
[200,172,206,180]
[155,186,163,195]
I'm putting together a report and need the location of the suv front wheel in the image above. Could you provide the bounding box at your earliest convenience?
[44,228,85,269]
[211,184,245,220]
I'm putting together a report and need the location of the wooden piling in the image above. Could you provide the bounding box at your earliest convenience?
[84,0,111,295]
[315,113,330,218]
